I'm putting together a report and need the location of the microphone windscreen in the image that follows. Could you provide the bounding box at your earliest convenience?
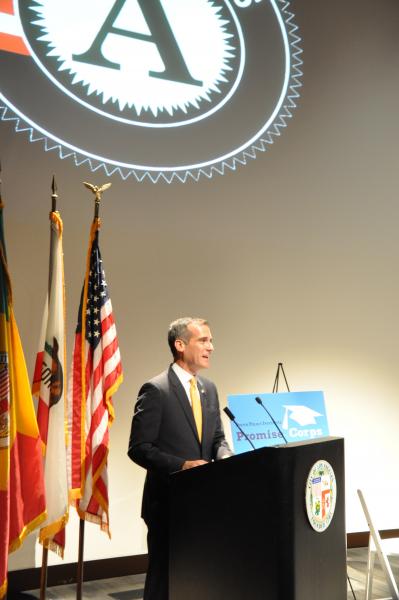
[223,406,235,421]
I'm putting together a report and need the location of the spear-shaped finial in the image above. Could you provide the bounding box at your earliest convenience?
[83,181,112,218]
[51,175,58,212]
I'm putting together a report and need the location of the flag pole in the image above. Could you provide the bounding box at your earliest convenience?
[0,161,3,207]
[39,549,48,600]
[40,176,58,600]
[48,176,58,303]
[76,518,85,600]
[76,181,112,600]
[51,175,58,212]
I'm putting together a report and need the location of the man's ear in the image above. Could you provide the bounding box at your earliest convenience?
[174,339,185,354]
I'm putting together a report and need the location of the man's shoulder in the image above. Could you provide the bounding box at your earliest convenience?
[147,368,171,388]
[141,366,176,392]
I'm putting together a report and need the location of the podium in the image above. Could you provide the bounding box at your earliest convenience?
[169,436,346,600]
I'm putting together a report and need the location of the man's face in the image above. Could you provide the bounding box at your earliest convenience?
[175,322,214,374]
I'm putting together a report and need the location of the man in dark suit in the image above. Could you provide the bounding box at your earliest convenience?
[128,317,233,600]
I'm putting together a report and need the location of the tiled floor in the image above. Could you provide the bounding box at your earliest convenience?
[347,546,399,600]
[8,574,145,600]
[8,547,399,600]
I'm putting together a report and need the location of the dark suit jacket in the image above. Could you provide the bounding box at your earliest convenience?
[127,366,232,523]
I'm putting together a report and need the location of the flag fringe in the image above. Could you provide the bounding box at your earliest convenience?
[69,488,82,502]
[79,219,99,498]
[0,577,7,600]
[104,373,123,425]
[77,509,110,538]
[51,210,69,450]
[39,511,69,549]
[40,538,65,559]
[8,509,47,554]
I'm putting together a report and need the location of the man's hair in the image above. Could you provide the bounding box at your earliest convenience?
[168,317,208,359]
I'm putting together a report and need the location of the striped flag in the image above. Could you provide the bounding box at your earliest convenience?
[0,200,46,599]
[32,210,68,556]
[67,217,122,533]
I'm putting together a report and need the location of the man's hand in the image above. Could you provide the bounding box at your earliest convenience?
[182,460,208,470]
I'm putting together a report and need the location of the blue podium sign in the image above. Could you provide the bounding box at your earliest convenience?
[227,391,329,454]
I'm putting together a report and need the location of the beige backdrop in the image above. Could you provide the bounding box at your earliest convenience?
[2,0,399,570]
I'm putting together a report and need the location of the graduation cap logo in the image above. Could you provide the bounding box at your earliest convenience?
[282,405,323,429]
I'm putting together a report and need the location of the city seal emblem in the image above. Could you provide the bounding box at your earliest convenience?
[305,460,337,532]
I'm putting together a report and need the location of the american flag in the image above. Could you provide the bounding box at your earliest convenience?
[67,218,123,534]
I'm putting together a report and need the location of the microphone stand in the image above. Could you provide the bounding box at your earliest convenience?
[223,407,255,450]
[255,397,288,444]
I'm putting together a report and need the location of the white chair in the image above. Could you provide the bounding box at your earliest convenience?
[357,489,399,600]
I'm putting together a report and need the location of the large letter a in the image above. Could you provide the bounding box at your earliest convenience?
[73,0,202,86]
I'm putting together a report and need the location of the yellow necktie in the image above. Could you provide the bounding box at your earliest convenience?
[190,377,202,441]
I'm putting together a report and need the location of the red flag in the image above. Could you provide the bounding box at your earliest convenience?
[67,218,122,533]
[0,200,46,599]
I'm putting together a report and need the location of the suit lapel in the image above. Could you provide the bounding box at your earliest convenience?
[168,367,200,444]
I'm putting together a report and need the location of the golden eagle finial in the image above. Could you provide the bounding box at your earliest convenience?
[83,181,112,201]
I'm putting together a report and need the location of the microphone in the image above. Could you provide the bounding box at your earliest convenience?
[255,397,288,444]
[223,407,255,450]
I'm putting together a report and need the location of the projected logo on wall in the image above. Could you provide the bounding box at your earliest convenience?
[0,0,302,183]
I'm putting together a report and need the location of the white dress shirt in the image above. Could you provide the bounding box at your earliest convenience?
[172,362,200,406]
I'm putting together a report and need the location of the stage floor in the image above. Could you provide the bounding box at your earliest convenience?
[12,547,399,600]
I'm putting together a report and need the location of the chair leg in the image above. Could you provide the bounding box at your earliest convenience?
[358,490,399,600]
[365,537,375,600]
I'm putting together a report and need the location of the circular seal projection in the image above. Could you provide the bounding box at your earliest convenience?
[0,0,303,183]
